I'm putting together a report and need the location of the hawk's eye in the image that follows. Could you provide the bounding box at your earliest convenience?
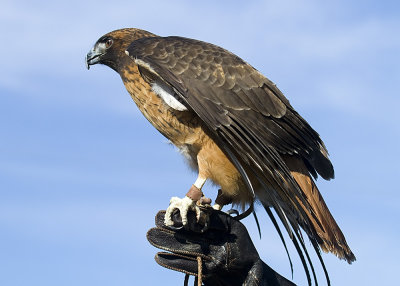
[105,39,113,49]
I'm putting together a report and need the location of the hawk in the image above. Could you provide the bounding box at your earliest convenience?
[86,28,355,281]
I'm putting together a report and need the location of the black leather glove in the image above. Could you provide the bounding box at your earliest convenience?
[147,209,296,286]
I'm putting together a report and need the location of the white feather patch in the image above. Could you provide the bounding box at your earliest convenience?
[177,144,192,162]
[151,82,188,111]
[134,58,188,111]
[176,144,197,171]
[134,59,158,75]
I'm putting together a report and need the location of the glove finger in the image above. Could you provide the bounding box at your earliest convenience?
[156,210,184,230]
[157,209,209,233]
[155,210,166,228]
[147,227,211,259]
[156,209,230,234]
[155,252,201,276]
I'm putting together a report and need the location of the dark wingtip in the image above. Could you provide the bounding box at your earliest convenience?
[344,250,357,264]
[314,153,335,180]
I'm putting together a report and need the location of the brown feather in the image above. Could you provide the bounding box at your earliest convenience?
[283,155,356,263]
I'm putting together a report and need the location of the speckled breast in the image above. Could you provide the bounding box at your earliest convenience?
[120,65,207,149]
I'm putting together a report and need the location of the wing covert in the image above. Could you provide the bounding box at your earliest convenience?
[126,36,333,180]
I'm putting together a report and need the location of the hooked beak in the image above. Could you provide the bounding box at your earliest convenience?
[86,46,104,70]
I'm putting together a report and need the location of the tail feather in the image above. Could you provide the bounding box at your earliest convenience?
[262,204,294,278]
[285,156,356,263]
[311,238,331,285]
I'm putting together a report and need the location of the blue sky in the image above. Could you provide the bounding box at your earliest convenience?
[1,0,399,285]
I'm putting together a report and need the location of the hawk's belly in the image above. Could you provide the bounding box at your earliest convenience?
[121,66,252,205]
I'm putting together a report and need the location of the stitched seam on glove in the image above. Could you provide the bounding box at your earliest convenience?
[226,242,231,269]
[147,230,211,259]
[155,255,198,276]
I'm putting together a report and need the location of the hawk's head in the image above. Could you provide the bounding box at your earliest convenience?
[86,28,156,71]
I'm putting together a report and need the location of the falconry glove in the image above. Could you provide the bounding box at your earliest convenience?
[147,210,295,286]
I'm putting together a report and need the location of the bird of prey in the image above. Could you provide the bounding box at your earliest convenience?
[86,28,355,282]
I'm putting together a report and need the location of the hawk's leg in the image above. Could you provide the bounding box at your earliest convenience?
[164,175,209,226]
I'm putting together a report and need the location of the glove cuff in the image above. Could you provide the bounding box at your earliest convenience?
[243,260,296,286]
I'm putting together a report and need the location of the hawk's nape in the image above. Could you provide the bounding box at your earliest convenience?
[86,28,355,285]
